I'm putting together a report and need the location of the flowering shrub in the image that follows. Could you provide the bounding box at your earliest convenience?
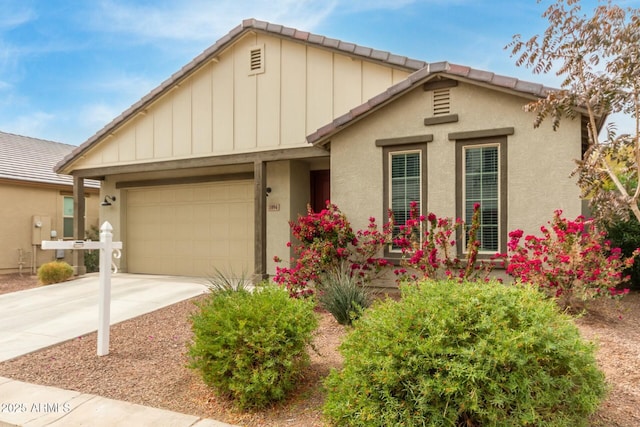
[273,203,391,298]
[498,210,638,308]
[393,201,493,282]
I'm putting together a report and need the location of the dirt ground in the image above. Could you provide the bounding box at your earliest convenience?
[0,274,638,426]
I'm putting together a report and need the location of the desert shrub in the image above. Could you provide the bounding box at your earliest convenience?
[205,268,253,293]
[188,284,318,409]
[323,280,606,427]
[317,263,372,326]
[605,216,640,291]
[37,261,74,285]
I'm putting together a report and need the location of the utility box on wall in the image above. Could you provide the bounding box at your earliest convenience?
[32,215,52,246]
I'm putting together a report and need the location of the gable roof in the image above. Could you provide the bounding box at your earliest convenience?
[54,19,580,173]
[55,18,428,174]
[0,131,100,188]
[307,61,558,145]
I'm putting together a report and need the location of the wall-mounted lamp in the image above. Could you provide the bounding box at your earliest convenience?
[101,195,116,206]
[266,187,272,197]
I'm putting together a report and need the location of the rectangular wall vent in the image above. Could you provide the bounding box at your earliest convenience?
[249,45,265,75]
[433,88,451,116]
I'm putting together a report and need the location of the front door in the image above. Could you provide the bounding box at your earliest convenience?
[310,170,330,213]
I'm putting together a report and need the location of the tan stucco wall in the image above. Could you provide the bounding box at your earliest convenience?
[0,181,100,274]
[331,81,582,244]
[265,160,315,276]
[69,33,411,173]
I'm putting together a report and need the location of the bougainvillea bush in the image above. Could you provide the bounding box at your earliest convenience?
[273,203,391,298]
[498,210,638,309]
[392,201,493,283]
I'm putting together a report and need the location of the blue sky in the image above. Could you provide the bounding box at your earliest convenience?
[0,0,636,145]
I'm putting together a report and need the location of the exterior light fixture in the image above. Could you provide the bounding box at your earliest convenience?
[101,195,116,206]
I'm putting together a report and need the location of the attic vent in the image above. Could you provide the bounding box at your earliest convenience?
[433,89,451,116]
[249,45,265,75]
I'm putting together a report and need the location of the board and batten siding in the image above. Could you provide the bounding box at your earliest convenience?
[71,33,410,170]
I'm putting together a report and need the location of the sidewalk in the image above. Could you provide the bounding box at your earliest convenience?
[0,274,238,427]
[0,377,234,427]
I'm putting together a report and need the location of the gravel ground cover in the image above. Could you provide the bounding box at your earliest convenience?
[0,274,638,426]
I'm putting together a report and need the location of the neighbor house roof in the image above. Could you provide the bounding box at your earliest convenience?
[0,131,100,188]
[307,61,557,145]
[55,18,428,174]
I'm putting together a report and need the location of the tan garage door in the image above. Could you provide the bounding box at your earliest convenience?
[126,180,254,277]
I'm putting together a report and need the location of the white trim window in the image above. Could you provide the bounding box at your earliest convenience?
[390,150,422,251]
[463,144,500,252]
[63,196,74,239]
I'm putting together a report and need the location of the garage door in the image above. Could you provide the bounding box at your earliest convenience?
[126,180,254,277]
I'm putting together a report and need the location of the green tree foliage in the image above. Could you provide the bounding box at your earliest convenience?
[324,280,606,426]
[507,0,640,224]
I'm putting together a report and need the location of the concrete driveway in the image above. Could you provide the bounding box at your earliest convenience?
[0,273,209,362]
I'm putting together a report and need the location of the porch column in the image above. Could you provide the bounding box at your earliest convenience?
[73,176,86,275]
[254,161,267,281]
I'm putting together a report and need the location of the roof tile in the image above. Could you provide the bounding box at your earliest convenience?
[428,61,450,72]
[293,30,310,41]
[354,46,372,57]
[266,23,283,33]
[467,68,494,82]
[0,131,99,188]
[323,37,340,49]
[307,33,325,44]
[387,53,407,66]
[491,74,518,89]
[447,64,471,76]
[338,41,356,53]
[406,58,427,70]
[350,102,373,117]
[370,49,390,61]
[514,80,544,96]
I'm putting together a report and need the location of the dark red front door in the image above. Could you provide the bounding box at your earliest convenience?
[310,170,330,213]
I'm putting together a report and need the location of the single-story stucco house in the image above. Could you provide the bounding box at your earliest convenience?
[54,19,590,281]
[0,131,100,275]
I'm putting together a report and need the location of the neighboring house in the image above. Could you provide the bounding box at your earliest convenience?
[54,19,589,281]
[0,131,100,275]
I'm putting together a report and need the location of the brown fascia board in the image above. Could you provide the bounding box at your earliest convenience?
[56,18,428,174]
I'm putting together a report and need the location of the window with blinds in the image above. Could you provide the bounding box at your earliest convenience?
[464,145,499,251]
[390,151,421,250]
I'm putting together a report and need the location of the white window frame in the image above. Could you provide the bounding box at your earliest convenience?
[462,143,501,254]
[63,196,74,239]
[388,149,423,253]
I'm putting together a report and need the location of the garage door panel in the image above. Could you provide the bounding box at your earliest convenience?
[126,180,254,277]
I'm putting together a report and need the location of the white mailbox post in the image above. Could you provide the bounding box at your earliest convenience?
[41,221,123,356]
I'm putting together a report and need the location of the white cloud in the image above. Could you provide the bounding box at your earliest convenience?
[0,2,36,30]
[0,111,56,139]
[77,102,125,132]
[89,0,338,43]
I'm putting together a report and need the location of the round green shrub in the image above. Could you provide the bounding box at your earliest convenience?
[188,285,318,409]
[37,261,74,285]
[323,280,607,427]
